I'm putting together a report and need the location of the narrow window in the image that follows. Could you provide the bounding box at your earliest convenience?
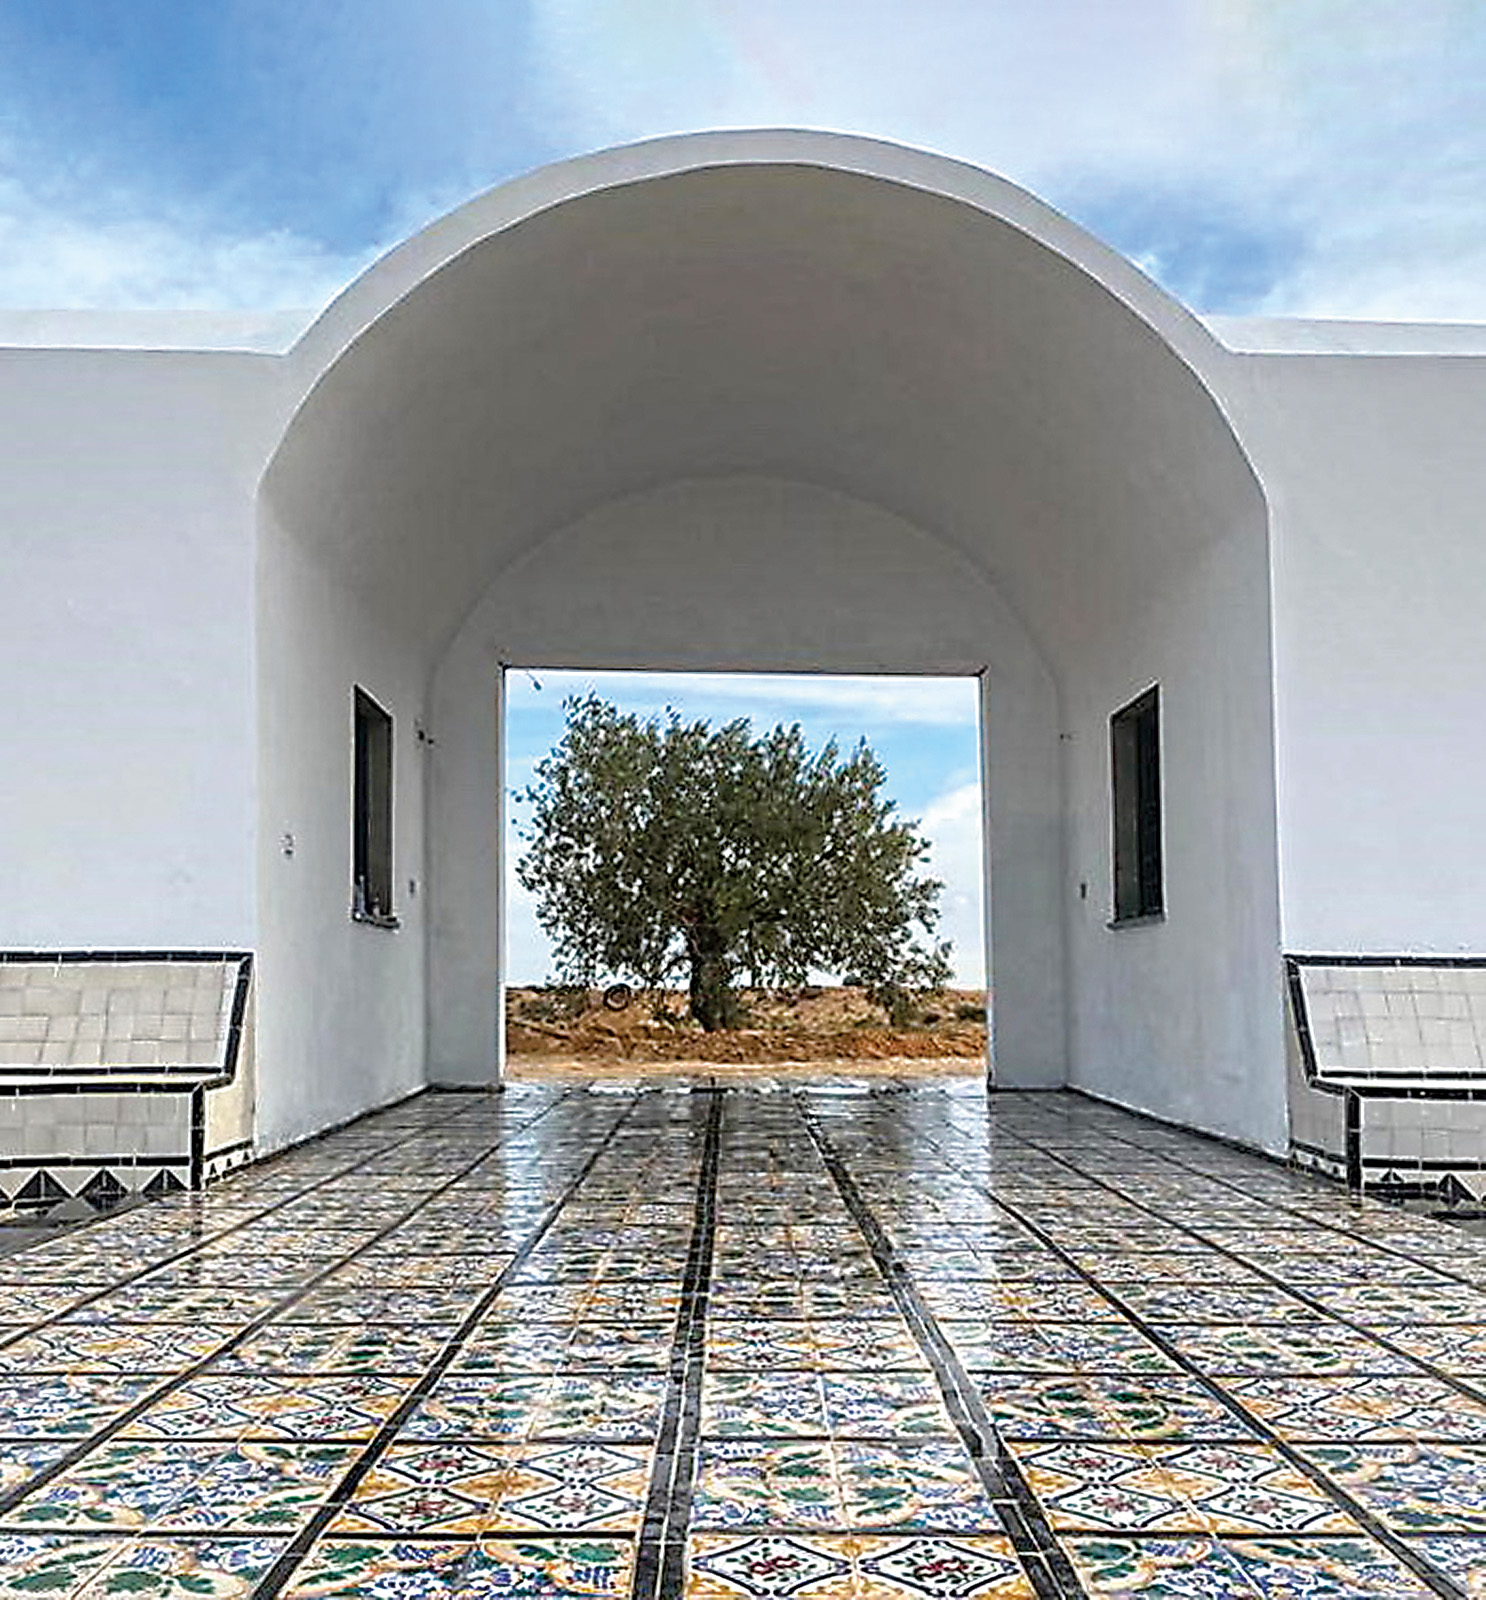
[353,688,395,923]
[1110,686,1163,923]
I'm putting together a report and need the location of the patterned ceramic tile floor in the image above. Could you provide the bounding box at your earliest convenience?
[2,1085,1486,1598]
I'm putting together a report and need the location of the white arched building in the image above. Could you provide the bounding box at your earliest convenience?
[3,133,1484,1204]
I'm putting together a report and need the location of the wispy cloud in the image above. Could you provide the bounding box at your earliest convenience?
[530,0,1486,320]
[917,782,986,989]
[0,165,372,312]
[506,670,979,730]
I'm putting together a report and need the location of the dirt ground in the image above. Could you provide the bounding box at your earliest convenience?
[504,984,988,1078]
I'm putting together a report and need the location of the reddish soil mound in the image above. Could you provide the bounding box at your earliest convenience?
[505,986,986,1065]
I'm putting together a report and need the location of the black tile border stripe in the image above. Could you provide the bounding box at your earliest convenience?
[633,1089,722,1600]
[1290,954,1486,969]
[792,1092,1085,1600]
[0,951,253,964]
[915,1098,1471,1600]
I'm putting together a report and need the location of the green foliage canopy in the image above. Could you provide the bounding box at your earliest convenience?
[515,696,952,1029]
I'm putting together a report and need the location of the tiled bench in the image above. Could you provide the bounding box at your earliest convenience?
[0,952,255,1208]
[1286,955,1486,1205]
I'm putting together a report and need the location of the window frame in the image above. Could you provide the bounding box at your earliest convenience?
[1109,684,1164,927]
[352,686,398,929]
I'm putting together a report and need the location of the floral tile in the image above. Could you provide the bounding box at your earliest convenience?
[580,1284,684,1322]
[703,1374,828,1438]
[71,1536,288,1600]
[1405,1534,1486,1594]
[917,1283,1117,1321]
[685,1532,1032,1600]
[1308,1284,1486,1325]
[0,1288,96,1325]
[490,1443,652,1532]
[836,1443,1001,1532]
[709,1285,809,1320]
[456,1320,576,1373]
[977,1376,1248,1443]
[1060,1533,1261,1595]
[0,1326,238,1376]
[821,1377,953,1439]
[1386,1325,1486,1376]
[532,1375,668,1441]
[398,1376,553,1441]
[166,1443,358,1532]
[1297,1442,1486,1532]
[0,1374,164,1438]
[1080,1253,1268,1288]
[120,1375,410,1441]
[282,1286,487,1324]
[138,1258,334,1291]
[692,1442,840,1528]
[68,1288,285,1326]
[1226,1534,1436,1596]
[6,1441,227,1531]
[0,1533,123,1600]
[809,1323,927,1372]
[328,1441,513,1535]
[949,1322,1178,1376]
[557,1324,675,1372]
[211,1323,455,1375]
[1223,1375,1486,1442]
[276,1536,476,1598]
[1106,1285,1323,1324]
[707,1324,818,1371]
[1155,1443,1358,1535]
[328,1255,505,1289]
[1016,1441,1206,1534]
[1152,1324,1415,1377]
[493,1287,598,1322]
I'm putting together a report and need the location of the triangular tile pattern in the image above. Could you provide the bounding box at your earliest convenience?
[80,1169,129,1205]
[13,1169,68,1206]
[0,1162,191,1211]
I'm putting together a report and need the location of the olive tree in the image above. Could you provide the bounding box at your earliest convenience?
[515,696,951,1030]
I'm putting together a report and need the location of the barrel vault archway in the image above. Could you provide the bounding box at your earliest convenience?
[255,131,1285,1155]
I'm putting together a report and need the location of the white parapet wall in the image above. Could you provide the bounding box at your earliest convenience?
[0,953,256,1204]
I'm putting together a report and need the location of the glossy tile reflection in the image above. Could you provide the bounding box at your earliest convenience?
[1,1083,1485,1598]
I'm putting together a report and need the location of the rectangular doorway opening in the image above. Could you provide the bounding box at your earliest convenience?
[500,668,991,1087]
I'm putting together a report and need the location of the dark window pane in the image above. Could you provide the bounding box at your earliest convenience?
[353,688,394,919]
[1111,687,1161,922]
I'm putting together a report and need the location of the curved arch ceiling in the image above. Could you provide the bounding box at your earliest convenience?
[263,140,1264,673]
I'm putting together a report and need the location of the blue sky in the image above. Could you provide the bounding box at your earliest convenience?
[505,672,984,988]
[2,1,1485,319]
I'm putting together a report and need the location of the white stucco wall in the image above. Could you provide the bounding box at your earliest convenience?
[1218,346,1486,958]
[1062,520,1287,1151]
[254,508,430,1153]
[0,347,283,950]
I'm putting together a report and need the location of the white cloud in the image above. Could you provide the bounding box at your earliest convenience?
[0,162,375,312]
[917,782,986,990]
[506,670,979,729]
[529,0,1486,321]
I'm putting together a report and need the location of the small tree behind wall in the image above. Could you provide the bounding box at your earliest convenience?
[515,696,951,1030]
